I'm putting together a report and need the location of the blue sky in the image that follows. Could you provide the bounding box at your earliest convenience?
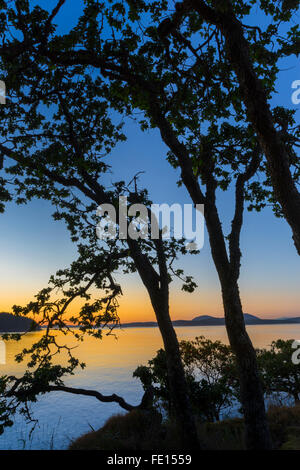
[0,1,299,320]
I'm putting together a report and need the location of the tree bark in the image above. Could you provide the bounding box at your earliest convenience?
[147,107,272,447]
[153,294,200,450]
[222,282,272,449]
[221,17,300,255]
[127,238,201,450]
[204,201,272,449]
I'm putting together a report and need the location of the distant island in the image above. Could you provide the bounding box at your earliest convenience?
[2,312,299,332]
[118,313,300,329]
[0,312,40,333]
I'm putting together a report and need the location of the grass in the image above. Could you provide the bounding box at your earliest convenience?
[69,410,167,450]
[69,404,300,450]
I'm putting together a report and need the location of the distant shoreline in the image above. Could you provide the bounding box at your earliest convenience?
[2,312,300,333]
[63,315,300,330]
[118,317,300,329]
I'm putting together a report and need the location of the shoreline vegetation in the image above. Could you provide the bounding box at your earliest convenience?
[69,336,300,451]
[69,405,300,451]
[1,311,300,449]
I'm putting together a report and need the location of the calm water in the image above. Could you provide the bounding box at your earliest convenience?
[0,324,299,450]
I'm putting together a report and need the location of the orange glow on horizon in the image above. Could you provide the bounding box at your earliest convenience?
[1,283,300,323]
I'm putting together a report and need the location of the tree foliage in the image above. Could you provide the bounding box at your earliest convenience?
[135,337,300,426]
[258,339,300,403]
[135,336,237,422]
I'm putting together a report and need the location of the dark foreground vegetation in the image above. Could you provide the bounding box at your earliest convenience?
[70,337,300,450]
[69,405,300,451]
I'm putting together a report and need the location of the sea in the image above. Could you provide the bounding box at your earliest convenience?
[0,324,299,449]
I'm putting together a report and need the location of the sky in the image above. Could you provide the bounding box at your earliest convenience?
[0,1,300,322]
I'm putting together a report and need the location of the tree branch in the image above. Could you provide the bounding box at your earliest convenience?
[229,146,261,279]
[45,385,136,411]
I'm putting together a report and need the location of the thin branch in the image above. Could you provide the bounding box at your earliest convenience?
[229,146,261,279]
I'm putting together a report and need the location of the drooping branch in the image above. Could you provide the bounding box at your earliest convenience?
[46,0,67,31]
[4,380,154,413]
[45,385,148,412]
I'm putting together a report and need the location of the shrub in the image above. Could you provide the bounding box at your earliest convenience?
[134,336,237,422]
[69,409,164,450]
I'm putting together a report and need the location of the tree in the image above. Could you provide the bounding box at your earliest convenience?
[0,0,288,448]
[183,0,300,255]
[135,336,237,423]
[180,336,237,421]
[0,70,200,447]
[258,339,300,404]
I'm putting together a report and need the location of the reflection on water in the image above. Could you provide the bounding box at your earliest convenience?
[0,324,299,449]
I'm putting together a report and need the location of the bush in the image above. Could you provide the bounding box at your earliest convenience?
[70,337,300,450]
[267,404,300,448]
[134,336,237,422]
[257,339,300,404]
[69,410,165,450]
[69,404,300,450]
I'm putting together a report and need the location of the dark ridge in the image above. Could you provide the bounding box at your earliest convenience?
[118,313,300,329]
[0,312,40,333]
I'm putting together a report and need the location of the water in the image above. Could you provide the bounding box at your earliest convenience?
[0,324,299,449]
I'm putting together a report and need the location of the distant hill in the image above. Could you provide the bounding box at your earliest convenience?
[4,311,297,331]
[277,316,300,323]
[192,313,264,324]
[0,312,40,333]
[191,313,300,325]
[118,313,300,329]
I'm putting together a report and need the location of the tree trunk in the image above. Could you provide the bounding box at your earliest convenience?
[153,295,200,449]
[222,281,272,449]
[148,103,272,449]
[191,0,300,255]
[127,238,200,449]
[205,205,272,449]
[91,191,200,447]
[221,15,300,255]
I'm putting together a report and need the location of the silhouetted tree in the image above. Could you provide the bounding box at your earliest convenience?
[135,336,237,422]
[258,339,300,404]
[1,0,298,448]
[0,74,200,448]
